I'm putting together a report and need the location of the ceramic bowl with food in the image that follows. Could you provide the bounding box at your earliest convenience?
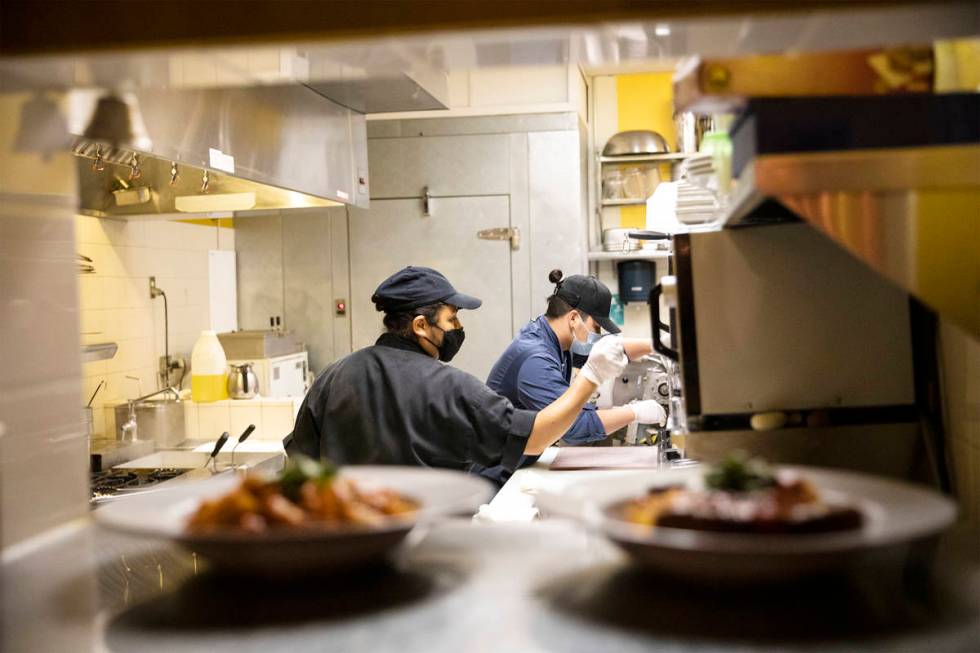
[95,458,493,576]
[539,455,956,583]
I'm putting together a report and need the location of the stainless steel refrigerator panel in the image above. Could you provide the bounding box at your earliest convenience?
[350,111,370,208]
[233,212,285,332]
[366,134,511,198]
[508,132,532,332]
[528,130,587,306]
[282,208,336,373]
[348,196,514,381]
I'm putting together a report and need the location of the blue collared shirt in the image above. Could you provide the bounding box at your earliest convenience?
[487,315,606,444]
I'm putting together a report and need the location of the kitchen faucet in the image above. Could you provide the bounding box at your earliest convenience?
[119,386,181,443]
[130,386,181,403]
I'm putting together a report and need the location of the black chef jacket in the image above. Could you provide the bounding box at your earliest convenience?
[283,333,538,474]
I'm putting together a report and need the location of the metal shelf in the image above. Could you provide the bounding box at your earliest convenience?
[587,250,671,262]
[600,198,648,207]
[599,153,689,164]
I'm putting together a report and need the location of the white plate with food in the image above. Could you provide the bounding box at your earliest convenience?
[538,456,957,582]
[94,458,494,575]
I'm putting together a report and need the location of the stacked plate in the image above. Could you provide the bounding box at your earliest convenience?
[646,174,721,234]
[674,180,718,224]
[678,153,716,191]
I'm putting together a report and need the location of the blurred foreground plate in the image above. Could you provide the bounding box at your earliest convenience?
[538,466,956,582]
[94,466,493,576]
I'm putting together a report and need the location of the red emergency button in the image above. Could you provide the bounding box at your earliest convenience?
[335,299,347,316]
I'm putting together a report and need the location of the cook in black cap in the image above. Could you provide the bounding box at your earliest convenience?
[284,265,630,485]
[481,270,663,486]
[371,266,481,363]
[371,266,483,313]
[550,271,622,335]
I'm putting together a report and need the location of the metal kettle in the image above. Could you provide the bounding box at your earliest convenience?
[227,363,259,399]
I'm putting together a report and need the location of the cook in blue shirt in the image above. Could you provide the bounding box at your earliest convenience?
[285,266,632,480]
[481,270,665,486]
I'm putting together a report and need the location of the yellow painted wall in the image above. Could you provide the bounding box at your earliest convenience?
[916,189,980,334]
[615,72,677,228]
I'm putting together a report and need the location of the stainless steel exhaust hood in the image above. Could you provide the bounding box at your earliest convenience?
[72,139,341,218]
[306,71,448,114]
[69,83,369,217]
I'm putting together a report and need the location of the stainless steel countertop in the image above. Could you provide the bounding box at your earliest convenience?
[4,515,979,653]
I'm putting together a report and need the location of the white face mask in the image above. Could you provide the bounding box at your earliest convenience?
[571,313,593,346]
[571,331,603,356]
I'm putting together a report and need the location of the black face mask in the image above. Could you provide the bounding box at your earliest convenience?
[424,324,465,362]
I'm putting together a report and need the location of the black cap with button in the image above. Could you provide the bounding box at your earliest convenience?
[554,274,621,334]
[372,266,483,314]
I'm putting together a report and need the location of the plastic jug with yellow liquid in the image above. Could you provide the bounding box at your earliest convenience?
[190,330,229,402]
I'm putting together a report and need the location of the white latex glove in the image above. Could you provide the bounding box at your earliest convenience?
[629,399,667,426]
[579,335,628,386]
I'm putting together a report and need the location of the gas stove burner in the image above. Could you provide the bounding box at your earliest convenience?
[147,468,182,481]
[90,467,187,502]
[96,473,136,488]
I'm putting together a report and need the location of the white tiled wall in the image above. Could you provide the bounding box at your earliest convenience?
[182,398,302,442]
[75,216,235,439]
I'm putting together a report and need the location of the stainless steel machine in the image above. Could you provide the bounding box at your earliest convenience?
[601,356,671,447]
[644,223,924,479]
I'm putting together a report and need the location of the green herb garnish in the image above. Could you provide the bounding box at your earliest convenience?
[704,452,776,492]
[278,455,337,500]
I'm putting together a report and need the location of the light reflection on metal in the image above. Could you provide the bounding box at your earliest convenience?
[92,145,105,172]
[12,93,69,160]
[128,153,141,180]
[201,170,210,193]
[169,161,179,186]
[81,92,152,151]
[752,145,979,336]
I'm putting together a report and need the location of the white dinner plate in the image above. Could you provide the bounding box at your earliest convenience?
[94,466,494,575]
[538,466,957,582]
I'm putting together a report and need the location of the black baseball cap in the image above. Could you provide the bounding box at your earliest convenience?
[555,275,621,334]
[372,266,483,314]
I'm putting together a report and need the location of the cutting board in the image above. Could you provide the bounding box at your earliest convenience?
[549,446,662,470]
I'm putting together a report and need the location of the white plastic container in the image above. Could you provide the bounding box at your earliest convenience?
[190,330,229,402]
